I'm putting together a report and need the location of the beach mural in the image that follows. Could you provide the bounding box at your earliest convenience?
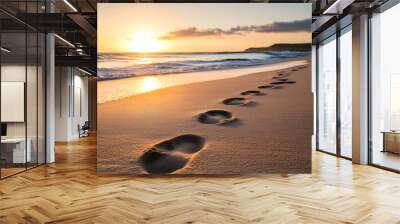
[97,3,313,175]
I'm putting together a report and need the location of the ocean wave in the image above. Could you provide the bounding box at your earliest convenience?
[98,51,310,81]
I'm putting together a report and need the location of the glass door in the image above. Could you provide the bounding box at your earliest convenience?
[339,26,352,158]
[317,35,337,154]
[370,3,400,171]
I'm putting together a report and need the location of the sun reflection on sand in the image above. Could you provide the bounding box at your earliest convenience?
[141,77,161,92]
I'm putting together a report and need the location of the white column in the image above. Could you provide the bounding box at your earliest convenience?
[46,33,55,163]
[352,14,369,164]
[45,0,56,163]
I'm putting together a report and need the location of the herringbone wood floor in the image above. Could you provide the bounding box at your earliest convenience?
[1,135,400,224]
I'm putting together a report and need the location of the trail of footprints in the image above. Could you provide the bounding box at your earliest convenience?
[138,66,305,174]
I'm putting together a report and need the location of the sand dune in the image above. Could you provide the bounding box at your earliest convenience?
[97,60,312,175]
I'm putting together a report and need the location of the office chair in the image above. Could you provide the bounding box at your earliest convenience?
[79,121,90,138]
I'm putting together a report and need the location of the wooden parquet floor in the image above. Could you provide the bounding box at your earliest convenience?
[1,135,400,224]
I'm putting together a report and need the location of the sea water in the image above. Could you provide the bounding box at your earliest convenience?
[97,52,310,103]
[97,51,309,81]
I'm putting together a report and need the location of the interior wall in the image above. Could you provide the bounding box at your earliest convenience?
[55,67,89,141]
[55,66,70,141]
[71,71,89,138]
[88,77,97,131]
[1,64,35,138]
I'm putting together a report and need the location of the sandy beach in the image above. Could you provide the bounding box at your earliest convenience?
[97,60,310,104]
[97,60,313,175]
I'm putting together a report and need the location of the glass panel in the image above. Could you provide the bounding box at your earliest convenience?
[312,45,317,151]
[1,30,28,177]
[27,0,41,169]
[339,28,352,158]
[0,2,46,179]
[27,30,38,169]
[38,33,45,165]
[317,35,337,154]
[371,4,400,171]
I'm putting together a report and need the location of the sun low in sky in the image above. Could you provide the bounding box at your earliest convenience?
[98,3,311,53]
[128,32,164,52]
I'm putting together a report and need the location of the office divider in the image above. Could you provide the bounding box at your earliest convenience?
[0,1,46,179]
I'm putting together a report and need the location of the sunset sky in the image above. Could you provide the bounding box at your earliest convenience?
[98,4,311,53]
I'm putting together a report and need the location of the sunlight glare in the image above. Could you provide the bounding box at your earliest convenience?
[129,32,163,53]
[141,77,161,92]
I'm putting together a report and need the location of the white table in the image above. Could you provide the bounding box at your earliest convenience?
[1,138,31,163]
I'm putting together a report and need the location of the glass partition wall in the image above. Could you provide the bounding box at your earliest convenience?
[316,26,353,159]
[370,3,400,171]
[339,26,352,158]
[317,35,337,154]
[0,5,46,179]
[0,30,27,177]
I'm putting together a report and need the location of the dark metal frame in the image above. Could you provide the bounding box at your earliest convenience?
[315,44,320,151]
[367,10,373,166]
[336,24,341,158]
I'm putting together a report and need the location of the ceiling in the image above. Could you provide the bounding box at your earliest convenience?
[0,0,390,74]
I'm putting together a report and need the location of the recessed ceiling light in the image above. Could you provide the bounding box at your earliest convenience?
[63,0,78,12]
[78,67,93,76]
[54,34,75,48]
[1,47,11,53]
[322,0,354,15]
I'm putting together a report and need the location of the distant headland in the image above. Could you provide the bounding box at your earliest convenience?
[245,43,310,52]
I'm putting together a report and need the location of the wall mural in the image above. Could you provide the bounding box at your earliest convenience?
[97,3,313,175]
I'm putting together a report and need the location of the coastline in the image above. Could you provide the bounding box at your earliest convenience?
[98,61,312,175]
[97,57,309,104]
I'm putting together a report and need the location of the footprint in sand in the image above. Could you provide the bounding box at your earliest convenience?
[138,134,205,174]
[258,84,274,89]
[240,90,265,96]
[222,97,251,106]
[270,81,287,85]
[198,110,237,125]
[273,75,288,80]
